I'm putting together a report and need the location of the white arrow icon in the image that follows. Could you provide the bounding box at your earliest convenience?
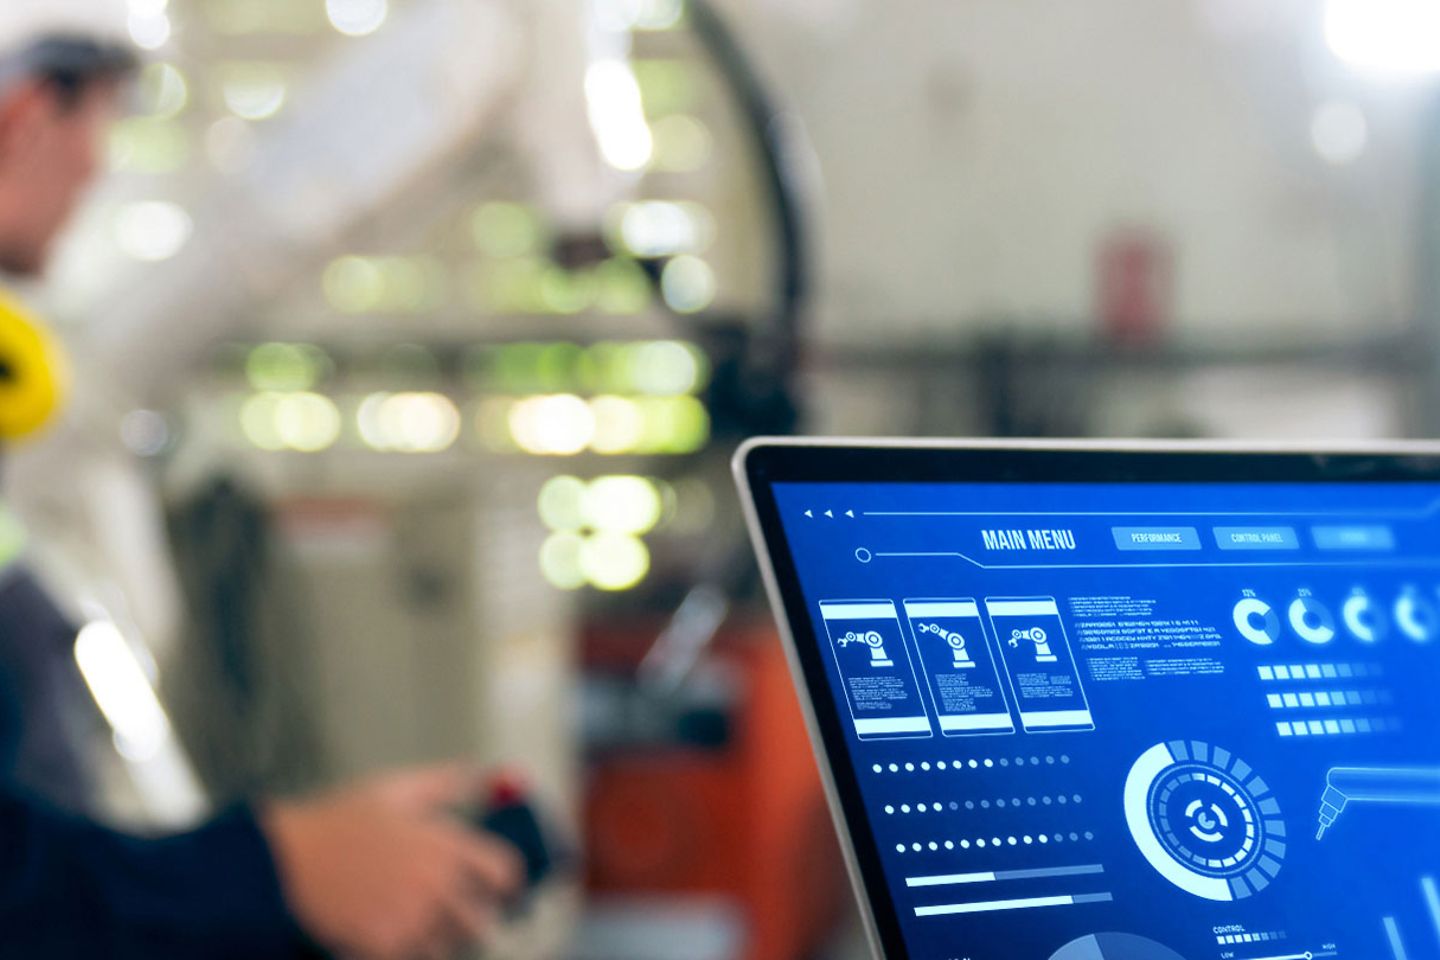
[824,509,834,518]
[845,510,855,518]
[804,510,813,518]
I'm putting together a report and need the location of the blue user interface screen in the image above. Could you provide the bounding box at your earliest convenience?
[773,480,1440,960]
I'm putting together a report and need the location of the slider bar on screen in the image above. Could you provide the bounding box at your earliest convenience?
[906,864,1104,888]
[914,892,1113,917]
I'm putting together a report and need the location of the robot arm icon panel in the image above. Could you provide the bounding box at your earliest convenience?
[986,598,1093,732]
[903,600,1014,736]
[819,601,933,740]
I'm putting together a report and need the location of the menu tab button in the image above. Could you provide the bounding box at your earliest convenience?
[1213,526,1299,550]
[1112,526,1202,551]
[1312,525,1395,552]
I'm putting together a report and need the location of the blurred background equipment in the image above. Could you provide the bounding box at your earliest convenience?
[7,0,1440,956]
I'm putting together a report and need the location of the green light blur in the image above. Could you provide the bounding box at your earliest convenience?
[470,340,708,401]
[632,59,698,117]
[245,343,331,391]
[323,255,446,314]
[538,475,587,531]
[580,533,651,591]
[650,114,712,171]
[539,532,587,590]
[471,202,542,258]
[109,119,190,173]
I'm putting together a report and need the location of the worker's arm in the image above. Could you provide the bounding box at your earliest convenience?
[0,788,314,957]
[0,570,521,958]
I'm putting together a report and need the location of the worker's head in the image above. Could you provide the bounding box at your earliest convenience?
[0,3,136,277]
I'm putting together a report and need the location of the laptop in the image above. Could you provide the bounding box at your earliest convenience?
[734,438,1440,960]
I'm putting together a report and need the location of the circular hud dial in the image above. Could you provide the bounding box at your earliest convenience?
[1123,741,1286,901]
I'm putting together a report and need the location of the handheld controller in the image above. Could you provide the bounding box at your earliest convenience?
[472,772,566,898]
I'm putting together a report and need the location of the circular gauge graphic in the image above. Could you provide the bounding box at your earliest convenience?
[1395,590,1438,644]
[1288,596,1336,645]
[1342,592,1386,644]
[1123,740,1286,901]
[1232,597,1280,646]
[1049,933,1187,960]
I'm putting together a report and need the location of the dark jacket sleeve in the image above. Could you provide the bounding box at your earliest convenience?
[0,789,318,958]
[0,565,318,958]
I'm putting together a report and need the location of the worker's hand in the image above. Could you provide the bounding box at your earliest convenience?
[261,764,523,960]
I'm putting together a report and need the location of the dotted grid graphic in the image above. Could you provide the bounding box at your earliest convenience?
[878,752,1097,861]
[884,794,1083,816]
[895,831,1098,854]
[872,754,1071,775]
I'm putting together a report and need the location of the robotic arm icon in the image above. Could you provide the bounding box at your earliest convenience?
[1315,765,1440,839]
[1009,626,1058,663]
[916,622,975,668]
[839,630,894,668]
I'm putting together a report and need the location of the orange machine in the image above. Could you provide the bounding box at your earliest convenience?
[583,619,850,960]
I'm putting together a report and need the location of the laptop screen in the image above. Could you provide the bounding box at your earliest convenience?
[772,478,1440,960]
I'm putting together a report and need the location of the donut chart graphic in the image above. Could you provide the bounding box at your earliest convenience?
[1232,597,1280,646]
[1395,590,1438,644]
[1288,596,1336,645]
[1124,741,1286,902]
[1341,592,1385,644]
[1049,933,1188,960]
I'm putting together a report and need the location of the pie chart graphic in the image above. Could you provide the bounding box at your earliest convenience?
[1232,597,1280,646]
[1288,596,1336,645]
[1049,933,1187,960]
[1342,593,1385,644]
[1395,590,1438,644]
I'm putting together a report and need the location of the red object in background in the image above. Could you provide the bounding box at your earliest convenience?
[584,621,849,960]
[1097,227,1173,345]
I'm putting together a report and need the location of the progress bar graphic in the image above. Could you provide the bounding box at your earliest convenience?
[906,863,1105,888]
[914,892,1113,918]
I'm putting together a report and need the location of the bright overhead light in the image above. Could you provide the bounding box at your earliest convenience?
[585,59,654,172]
[1325,0,1440,75]
[139,63,188,120]
[327,0,389,37]
[358,392,460,453]
[274,393,342,452]
[113,200,192,262]
[538,475,588,531]
[509,394,596,455]
[580,533,650,590]
[74,621,172,762]
[618,200,714,256]
[221,64,288,121]
[660,255,716,313]
[539,532,587,590]
[594,0,684,32]
[127,11,172,50]
[583,475,663,535]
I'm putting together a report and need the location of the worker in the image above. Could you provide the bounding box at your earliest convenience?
[0,2,522,957]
